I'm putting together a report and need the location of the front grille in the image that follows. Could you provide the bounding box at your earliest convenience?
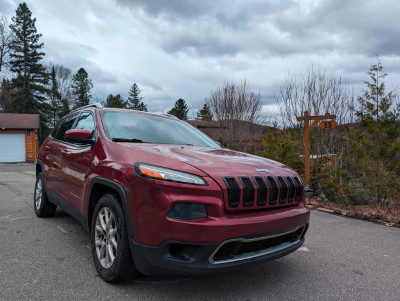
[212,226,306,263]
[266,176,278,205]
[277,176,288,204]
[286,176,295,203]
[293,177,303,202]
[223,175,302,210]
[253,176,267,206]
[239,176,255,207]
[223,176,240,208]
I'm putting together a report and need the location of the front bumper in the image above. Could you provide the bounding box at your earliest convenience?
[130,224,308,276]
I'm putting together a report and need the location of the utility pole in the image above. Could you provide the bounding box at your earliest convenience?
[296,111,337,185]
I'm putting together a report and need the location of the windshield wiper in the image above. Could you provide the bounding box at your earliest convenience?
[112,138,144,143]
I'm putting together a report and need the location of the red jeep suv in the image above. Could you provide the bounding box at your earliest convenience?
[34,103,309,282]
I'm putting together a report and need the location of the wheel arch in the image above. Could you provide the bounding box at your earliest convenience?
[36,159,44,177]
[87,177,133,238]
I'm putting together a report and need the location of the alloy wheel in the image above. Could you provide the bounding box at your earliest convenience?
[35,178,43,210]
[95,207,118,269]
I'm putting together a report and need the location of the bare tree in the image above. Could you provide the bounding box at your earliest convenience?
[207,80,263,151]
[53,64,74,104]
[275,66,356,157]
[0,16,13,74]
[276,66,355,127]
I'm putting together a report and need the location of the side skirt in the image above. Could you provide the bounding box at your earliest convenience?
[46,188,88,231]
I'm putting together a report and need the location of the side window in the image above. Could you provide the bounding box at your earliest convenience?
[74,111,96,139]
[54,114,78,141]
[50,120,63,138]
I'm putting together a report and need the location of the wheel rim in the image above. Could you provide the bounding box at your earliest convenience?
[95,207,118,269]
[35,178,43,210]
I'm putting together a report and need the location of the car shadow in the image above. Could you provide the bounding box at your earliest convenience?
[50,208,309,298]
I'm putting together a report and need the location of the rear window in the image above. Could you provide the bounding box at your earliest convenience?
[100,111,219,148]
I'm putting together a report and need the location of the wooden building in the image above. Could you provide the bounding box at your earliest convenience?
[0,113,40,163]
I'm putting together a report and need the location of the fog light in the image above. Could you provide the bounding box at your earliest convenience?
[167,203,207,220]
[165,243,197,260]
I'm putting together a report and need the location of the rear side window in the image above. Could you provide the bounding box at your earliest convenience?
[74,111,96,139]
[54,114,78,141]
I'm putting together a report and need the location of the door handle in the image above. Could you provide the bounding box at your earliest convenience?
[61,149,69,156]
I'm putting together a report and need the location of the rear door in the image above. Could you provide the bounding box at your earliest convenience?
[44,113,79,195]
[56,111,96,210]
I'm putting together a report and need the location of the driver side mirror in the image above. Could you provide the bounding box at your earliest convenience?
[64,129,95,145]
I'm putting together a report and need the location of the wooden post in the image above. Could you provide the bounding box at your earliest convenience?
[304,112,311,185]
[296,111,336,185]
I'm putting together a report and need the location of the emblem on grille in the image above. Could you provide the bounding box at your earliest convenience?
[255,168,269,173]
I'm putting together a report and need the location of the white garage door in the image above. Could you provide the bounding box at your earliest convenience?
[0,133,26,162]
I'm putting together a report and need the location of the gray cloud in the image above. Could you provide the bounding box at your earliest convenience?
[115,0,216,18]
[1,0,400,112]
[116,0,400,59]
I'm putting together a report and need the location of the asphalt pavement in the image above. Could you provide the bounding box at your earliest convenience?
[0,164,399,301]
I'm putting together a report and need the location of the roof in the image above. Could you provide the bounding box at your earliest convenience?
[0,113,40,129]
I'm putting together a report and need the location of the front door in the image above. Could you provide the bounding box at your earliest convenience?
[57,111,96,211]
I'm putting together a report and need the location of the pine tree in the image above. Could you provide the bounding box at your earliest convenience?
[357,57,395,123]
[58,98,70,120]
[104,94,127,108]
[0,78,12,111]
[72,67,93,109]
[346,58,399,206]
[168,98,189,120]
[8,2,50,125]
[127,83,147,111]
[48,65,61,126]
[196,103,212,120]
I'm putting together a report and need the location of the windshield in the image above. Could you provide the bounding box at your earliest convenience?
[100,111,220,148]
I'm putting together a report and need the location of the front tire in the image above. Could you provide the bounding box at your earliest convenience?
[91,194,137,282]
[34,172,57,217]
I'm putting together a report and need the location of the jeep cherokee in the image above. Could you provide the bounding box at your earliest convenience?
[34,103,310,282]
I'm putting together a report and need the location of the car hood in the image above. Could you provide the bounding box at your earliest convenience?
[129,144,297,178]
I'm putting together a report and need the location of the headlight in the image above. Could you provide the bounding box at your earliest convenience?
[135,163,207,185]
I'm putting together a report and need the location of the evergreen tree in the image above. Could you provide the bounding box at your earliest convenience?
[168,98,188,120]
[58,98,70,120]
[196,103,212,120]
[346,58,399,205]
[0,78,12,111]
[127,83,147,111]
[260,129,304,176]
[72,67,93,109]
[357,57,395,123]
[8,2,50,126]
[104,94,127,108]
[48,65,61,126]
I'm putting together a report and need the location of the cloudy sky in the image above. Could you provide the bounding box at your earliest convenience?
[1,0,400,116]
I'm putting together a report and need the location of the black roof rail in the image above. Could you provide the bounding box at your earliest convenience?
[71,103,103,113]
